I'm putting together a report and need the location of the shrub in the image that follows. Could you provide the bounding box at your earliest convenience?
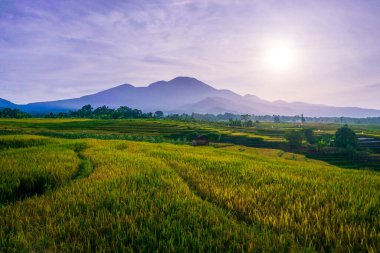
[303,128,315,144]
[285,130,303,149]
[334,125,358,149]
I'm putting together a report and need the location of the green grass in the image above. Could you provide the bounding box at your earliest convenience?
[2,118,380,171]
[0,135,55,149]
[0,118,284,149]
[0,137,81,204]
[0,135,379,252]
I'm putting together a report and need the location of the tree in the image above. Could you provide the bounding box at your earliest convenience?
[285,130,303,149]
[334,125,358,149]
[0,108,30,118]
[303,128,315,144]
[81,104,93,117]
[57,112,68,118]
[273,115,280,123]
[45,112,55,118]
[316,135,332,152]
[301,114,306,124]
[246,120,253,127]
[240,114,249,125]
[93,105,113,119]
[154,111,164,118]
[115,106,135,118]
[72,104,93,118]
[228,118,242,126]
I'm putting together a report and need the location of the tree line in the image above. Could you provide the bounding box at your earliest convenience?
[285,125,360,156]
[2,105,380,126]
[0,108,31,118]
[192,113,380,125]
[44,105,165,119]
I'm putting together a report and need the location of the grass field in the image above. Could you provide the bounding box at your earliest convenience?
[0,133,379,252]
[1,118,380,169]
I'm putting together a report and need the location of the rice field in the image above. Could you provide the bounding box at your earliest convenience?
[0,118,283,145]
[0,134,379,252]
[2,118,380,171]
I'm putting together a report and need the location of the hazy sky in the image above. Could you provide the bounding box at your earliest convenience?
[1,0,380,108]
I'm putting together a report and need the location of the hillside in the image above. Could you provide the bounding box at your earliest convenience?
[2,77,380,117]
[0,98,17,109]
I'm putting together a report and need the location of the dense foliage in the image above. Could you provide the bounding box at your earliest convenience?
[0,108,30,118]
[193,113,380,125]
[285,130,303,149]
[45,104,154,119]
[41,104,380,125]
[303,128,316,144]
[334,125,358,148]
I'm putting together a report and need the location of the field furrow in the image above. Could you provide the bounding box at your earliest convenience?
[0,134,379,252]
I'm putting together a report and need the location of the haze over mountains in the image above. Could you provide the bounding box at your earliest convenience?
[2,77,380,117]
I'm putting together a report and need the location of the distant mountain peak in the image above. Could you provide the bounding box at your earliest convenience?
[148,80,167,88]
[149,76,202,87]
[244,94,258,98]
[170,76,200,82]
[0,98,12,103]
[0,98,17,109]
[2,77,380,117]
[112,83,135,89]
[99,83,135,91]
[148,76,216,91]
[88,83,135,97]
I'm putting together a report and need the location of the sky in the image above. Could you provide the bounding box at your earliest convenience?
[1,0,380,108]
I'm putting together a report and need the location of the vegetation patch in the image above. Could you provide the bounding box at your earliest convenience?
[0,137,379,251]
[0,135,54,149]
[72,158,94,180]
[1,118,380,170]
[0,137,81,204]
[69,142,95,180]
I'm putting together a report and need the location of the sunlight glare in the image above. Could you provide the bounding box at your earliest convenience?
[264,44,295,71]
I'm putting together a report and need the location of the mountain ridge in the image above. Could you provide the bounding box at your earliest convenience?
[0,98,17,109]
[1,76,380,117]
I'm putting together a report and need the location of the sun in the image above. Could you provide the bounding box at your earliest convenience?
[264,45,295,71]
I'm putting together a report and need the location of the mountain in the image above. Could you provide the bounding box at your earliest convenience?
[2,76,380,117]
[19,77,240,113]
[0,98,17,109]
[331,84,380,110]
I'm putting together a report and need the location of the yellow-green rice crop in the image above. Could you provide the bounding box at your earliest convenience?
[0,135,379,252]
[0,136,80,204]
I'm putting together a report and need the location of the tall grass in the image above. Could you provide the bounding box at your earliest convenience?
[0,136,80,204]
[151,145,380,251]
[0,135,379,252]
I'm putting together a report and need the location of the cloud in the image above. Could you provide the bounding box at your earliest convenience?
[366,83,380,89]
[0,0,380,108]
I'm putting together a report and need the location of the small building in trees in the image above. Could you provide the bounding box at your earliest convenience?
[192,135,209,146]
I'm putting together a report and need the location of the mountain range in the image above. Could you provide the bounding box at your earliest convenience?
[2,77,380,117]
